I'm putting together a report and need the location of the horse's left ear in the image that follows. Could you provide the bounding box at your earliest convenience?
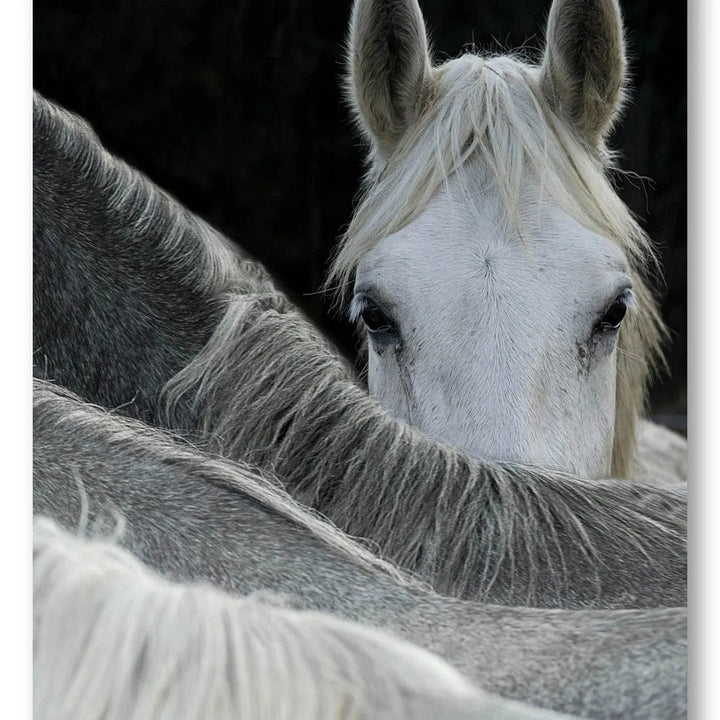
[346,0,433,162]
[539,0,627,148]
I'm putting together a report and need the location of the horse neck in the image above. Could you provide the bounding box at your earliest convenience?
[32,382,686,718]
[159,296,686,609]
[399,599,686,719]
[33,108,281,426]
[32,380,422,624]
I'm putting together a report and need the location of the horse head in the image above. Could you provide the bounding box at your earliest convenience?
[330,0,664,478]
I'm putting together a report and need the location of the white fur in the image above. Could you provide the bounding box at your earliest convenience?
[34,517,576,720]
[332,0,666,479]
[356,173,631,476]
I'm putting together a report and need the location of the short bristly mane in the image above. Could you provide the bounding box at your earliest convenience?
[326,52,667,477]
[34,379,419,592]
[34,91,284,423]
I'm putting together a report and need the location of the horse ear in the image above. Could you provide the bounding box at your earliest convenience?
[347,0,433,161]
[539,0,627,148]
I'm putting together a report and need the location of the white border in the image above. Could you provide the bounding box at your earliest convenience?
[0,0,31,715]
[13,0,703,717]
[690,0,717,715]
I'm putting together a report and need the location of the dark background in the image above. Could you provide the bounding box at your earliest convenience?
[33,0,686,430]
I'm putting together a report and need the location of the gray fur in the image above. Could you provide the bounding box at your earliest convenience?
[346,0,434,161]
[33,92,248,426]
[38,518,575,720]
[33,381,686,720]
[34,91,685,609]
[161,295,686,608]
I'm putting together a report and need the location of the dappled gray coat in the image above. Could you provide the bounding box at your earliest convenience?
[32,91,686,609]
[34,381,686,720]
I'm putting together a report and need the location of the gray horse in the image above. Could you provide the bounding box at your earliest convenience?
[33,380,686,720]
[33,91,686,608]
[36,518,576,720]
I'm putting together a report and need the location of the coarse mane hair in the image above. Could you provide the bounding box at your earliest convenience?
[161,293,685,606]
[34,90,283,422]
[326,51,667,477]
[34,517,494,720]
[35,92,685,608]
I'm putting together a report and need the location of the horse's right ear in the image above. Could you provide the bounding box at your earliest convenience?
[346,0,433,162]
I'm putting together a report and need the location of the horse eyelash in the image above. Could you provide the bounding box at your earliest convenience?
[348,295,367,323]
[598,287,636,324]
[624,289,638,313]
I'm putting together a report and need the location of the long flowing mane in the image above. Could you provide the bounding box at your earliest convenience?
[326,52,667,477]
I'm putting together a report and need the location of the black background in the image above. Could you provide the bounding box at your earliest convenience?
[33,0,687,428]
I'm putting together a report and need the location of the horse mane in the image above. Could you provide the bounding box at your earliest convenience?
[161,293,685,605]
[34,517,488,720]
[326,52,667,477]
[33,379,419,592]
[34,91,284,421]
[34,93,684,606]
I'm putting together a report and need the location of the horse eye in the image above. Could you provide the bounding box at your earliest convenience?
[361,303,394,334]
[595,297,628,333]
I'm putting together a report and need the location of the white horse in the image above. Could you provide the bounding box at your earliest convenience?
[34,518,574,720]
[329,0,686,482]
[33,92,686,608]
[33,380,686,717]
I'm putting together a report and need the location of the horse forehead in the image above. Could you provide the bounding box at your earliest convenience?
[358,200,629,301]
